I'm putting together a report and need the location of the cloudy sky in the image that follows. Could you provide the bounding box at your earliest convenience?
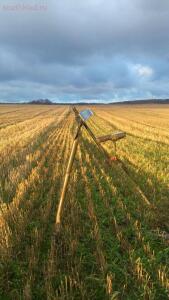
[0,0,169,103]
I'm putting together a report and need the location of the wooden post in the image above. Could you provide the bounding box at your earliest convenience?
[114,142,116,154]
[72,107,111,163]
[55,121,82,230]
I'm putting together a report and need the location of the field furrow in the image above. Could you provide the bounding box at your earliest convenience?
[0,104,168,299]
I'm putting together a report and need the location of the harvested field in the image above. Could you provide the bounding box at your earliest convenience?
[0,104,169,299]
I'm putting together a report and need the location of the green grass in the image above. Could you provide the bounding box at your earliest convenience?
[0,104,169,299]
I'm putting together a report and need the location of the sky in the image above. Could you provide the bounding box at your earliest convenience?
[0,0,169,103]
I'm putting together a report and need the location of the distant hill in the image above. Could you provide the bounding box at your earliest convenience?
[28,99,53,105]
[27,98,169,105]
[1,98,169,105]
[109,99,169,105]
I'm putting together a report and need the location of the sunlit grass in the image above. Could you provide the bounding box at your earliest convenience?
[0,104,168,299]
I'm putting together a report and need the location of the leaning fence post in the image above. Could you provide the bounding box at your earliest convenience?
[55,106,126,231]
[55,121,82,230]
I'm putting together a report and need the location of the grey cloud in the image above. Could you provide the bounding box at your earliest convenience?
[0,0,169,102]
